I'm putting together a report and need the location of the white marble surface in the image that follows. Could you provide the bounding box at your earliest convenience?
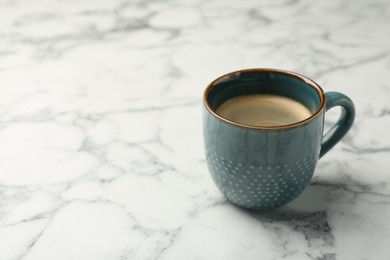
[0,0,389,259]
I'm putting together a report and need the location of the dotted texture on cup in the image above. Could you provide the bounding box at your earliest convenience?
[206,148,317,210]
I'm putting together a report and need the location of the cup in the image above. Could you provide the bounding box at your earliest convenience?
[203,68,355,210]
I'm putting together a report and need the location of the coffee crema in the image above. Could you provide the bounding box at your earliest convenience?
[215,94,312,127]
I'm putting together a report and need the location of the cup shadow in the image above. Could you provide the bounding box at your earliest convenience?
[239,182,341,221]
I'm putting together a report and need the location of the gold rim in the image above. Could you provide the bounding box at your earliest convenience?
[203,68,326,130]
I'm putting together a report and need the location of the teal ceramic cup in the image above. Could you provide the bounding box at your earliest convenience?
[203,68,355,210]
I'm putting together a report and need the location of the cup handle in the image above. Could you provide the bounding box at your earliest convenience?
[319,92,355,158]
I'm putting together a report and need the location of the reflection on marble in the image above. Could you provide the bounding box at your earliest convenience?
[0,0,389,259]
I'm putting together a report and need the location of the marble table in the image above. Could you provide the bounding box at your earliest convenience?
[0,0,389,259]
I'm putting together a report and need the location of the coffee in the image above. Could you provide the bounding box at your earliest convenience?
[216,94,312,126]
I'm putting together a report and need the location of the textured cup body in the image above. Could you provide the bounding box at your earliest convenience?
[203,108,324,209]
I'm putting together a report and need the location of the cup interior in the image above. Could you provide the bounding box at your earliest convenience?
[204,69,324,120]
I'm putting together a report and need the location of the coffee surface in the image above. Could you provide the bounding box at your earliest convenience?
[216,94,312,126]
